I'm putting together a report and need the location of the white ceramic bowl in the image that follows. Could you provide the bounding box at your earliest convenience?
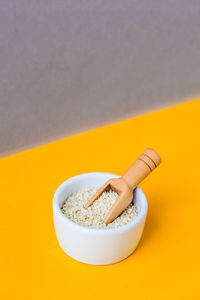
[53,172,148,265]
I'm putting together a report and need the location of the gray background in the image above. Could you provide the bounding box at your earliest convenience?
[1,0,200,156]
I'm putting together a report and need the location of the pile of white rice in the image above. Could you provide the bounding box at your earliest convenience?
[61,187,137,229]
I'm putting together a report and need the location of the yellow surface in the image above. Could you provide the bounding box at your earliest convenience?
[1,99,200,299]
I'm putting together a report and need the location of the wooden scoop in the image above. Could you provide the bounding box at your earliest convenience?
[84,148,161,225]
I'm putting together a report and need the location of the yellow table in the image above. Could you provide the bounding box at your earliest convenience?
[1,99,200,299]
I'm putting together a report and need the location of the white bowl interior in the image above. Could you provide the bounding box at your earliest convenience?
[54,173,146,226]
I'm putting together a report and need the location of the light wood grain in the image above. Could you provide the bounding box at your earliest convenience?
[85,148,161,224]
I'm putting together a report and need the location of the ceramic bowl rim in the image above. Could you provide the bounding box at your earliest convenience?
[53,172,148,235]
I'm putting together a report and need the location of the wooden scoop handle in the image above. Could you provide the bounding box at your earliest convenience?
[122,148,161,190]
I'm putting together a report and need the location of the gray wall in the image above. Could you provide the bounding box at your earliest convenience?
[1,0,200,156]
